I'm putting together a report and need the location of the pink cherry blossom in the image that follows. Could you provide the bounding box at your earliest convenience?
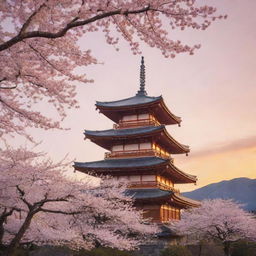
[0,145,157,254]
[0,0,224,141]
[171,199,256,256]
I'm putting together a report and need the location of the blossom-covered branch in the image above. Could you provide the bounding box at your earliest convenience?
[0,0,225,141]
[0,145,156,255]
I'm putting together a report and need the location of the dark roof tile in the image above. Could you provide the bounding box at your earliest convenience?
[74,156,167,169]
[84,125,164,137]
[126,188,172,199]
[96,95,162,108]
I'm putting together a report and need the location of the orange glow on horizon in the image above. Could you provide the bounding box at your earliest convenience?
[176,145,256,192]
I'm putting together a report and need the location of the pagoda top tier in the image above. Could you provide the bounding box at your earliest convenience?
[96,57,181,126]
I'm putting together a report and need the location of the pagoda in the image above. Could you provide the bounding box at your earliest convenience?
[74,57,199,223]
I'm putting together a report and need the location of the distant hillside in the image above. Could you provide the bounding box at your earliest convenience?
[183,177,256,211]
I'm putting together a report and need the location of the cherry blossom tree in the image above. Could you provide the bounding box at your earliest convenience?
[171,199,256,256]
[0,0,225,140]
[0,145,157,255]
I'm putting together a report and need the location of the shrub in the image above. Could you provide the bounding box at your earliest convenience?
[161,245,192,256]
[231,240,256,256]
[75,247,135,256]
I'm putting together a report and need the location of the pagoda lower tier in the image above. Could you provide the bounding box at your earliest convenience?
[126,188,199,222]
[74,156,199,222]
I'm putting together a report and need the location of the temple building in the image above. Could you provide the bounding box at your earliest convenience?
[74,57,199,223]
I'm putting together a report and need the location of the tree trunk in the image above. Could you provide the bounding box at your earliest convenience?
[198,242,203,256]
[6,211,35,256]
[0,218,5,246]
[0,209,14,246]
[224,241,231,256]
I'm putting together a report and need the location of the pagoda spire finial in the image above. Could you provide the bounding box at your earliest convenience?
[136,56,147,96]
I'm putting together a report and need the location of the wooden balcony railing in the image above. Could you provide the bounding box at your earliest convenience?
[128,181,180,194]
[113,118,160,129]
[105,148,172,160]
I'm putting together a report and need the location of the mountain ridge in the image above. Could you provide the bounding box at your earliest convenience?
[183,177,256,211]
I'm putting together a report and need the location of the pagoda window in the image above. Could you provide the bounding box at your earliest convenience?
[112,145,124,152]
[122,113,150,121]
[140,142,151,149]
[108,142,171,159]
[117,176,129,181]
[138,113,149,120]
[118,113,159,128]
[130,175,140,181]
[122,114,137,121]
[141,175,155,181]
[124,143,139,151]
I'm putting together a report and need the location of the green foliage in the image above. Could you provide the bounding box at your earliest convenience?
[231,240,256,256]
[75,247,135,256]
[161,245,192,256]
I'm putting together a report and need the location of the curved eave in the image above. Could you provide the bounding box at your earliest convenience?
[96,95,162,108]
[158,99,182,125]
[127,189,200,209]
[74,156,169,175]
[84,125,189,154]
[96,95,181,125]
[166,161,197,184]
[161,127,190,154]
[84,125,163,150]
[172,193,200,208]
[126,188,172,201]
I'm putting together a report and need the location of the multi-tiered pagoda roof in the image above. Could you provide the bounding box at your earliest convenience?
[74,57,199,223]
[96,94,181,125]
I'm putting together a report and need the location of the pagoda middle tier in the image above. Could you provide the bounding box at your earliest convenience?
[84,125,190,156]
[74,57,199,222]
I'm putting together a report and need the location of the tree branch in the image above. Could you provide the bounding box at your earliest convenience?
[0,85,18,89]
[40,208,83,215]
[26,42,75,79]
[16,185,32,209]
[18,2,47,36]
[0,71,20,89]
[0,6,151,51]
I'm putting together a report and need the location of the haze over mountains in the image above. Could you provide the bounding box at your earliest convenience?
[183,177,256,211]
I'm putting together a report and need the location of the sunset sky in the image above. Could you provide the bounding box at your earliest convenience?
[15,0,256,192]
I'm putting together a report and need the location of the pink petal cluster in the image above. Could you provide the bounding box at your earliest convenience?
[171,199,256,243]
[0,145,157,251]
[0,0,224,140]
